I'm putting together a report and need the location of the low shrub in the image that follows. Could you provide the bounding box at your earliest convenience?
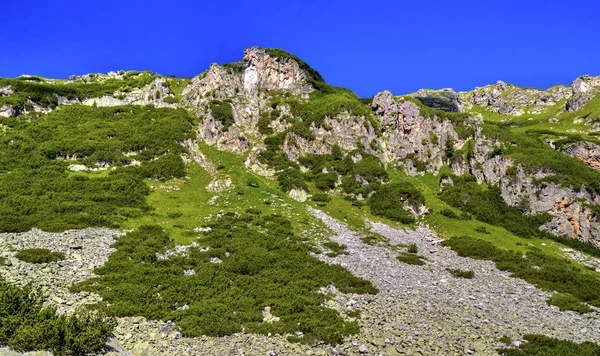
[396,252,426,266]
[360,233,390,246]
[208,100,234,131]
[277,168,308,193]
[15,248,64,264]
[0,279,115,355]
[440,208,471,220]
[474,226,491,234]
[446,268,475,279]
[547,293,592,314]
[246,177,260,188]
[162,96,179,104]
[312,193,331,202]
[369,182,425,224]
[407,243,418,253]
[497,334,600,355]
[323,241,349,257]
[315,172,338,191]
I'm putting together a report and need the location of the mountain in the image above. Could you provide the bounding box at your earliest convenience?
[1,47,600,355]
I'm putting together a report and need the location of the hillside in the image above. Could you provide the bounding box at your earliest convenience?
[1,47,600,355]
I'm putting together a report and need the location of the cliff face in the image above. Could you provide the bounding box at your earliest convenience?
[469,129,600,245]
[371,91,464,174]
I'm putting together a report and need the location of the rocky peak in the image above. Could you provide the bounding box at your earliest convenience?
[414,88,462,112]
[567,75,600,112]
[242,47,313,95]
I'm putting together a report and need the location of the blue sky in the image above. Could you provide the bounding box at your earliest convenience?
[1,0,598,97]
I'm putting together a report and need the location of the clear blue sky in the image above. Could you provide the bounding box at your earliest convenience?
[1,0,598,97]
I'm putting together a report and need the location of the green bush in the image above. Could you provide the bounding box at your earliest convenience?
[246,177,260,188]
[75,216,377,345]
[0,74,156,111]
[369,182,425,224]
[440,208,471,220]
[162,96,179,104]
[498,334,600,355]
[407,243,418,253]
[312,193,331,202]
[360,233,390,246]
[446,268,474,279]
[0,279,115,355]
[547,293,592,314]
[315,172,338,191]
[139,153,186,181]
[15,248,64,264]
[323,241,349,257]
[396,252,426,266]
[208,100,234,131]
[277,168,308,193]
[474,226,491,234]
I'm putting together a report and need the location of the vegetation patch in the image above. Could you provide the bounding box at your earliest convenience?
[446,268,474,279]
[323,240,349,257]
[0,105,193,232]
[0,279,115,355]
[396,252,427,266]
[208,100,234,131]
[442,236,600,311]
[497,333,600,355]
[75,214,377,345]
[547,292,593,314]
[369,182,425,224]
[15,248,65,264]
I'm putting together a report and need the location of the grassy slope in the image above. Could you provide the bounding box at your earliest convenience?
[121,143,329,245]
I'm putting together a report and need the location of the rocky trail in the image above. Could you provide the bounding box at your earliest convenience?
[2,210,600,355]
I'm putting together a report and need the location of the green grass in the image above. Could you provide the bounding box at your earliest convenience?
[122,142,329,244]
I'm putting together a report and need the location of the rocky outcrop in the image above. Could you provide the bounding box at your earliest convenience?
[180,47,319,153]
[467,80,572,116]
[82,77,177,108]
[282,111,378,162]
[66,71,125,83]
[560,141,600,172]
[372,90,463,174]
[0,105,18,118]
[0,85,14,96]
[470,129,600,245]
[567,75,600,112]
[414,88,462,112]
[243,47,313,95]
